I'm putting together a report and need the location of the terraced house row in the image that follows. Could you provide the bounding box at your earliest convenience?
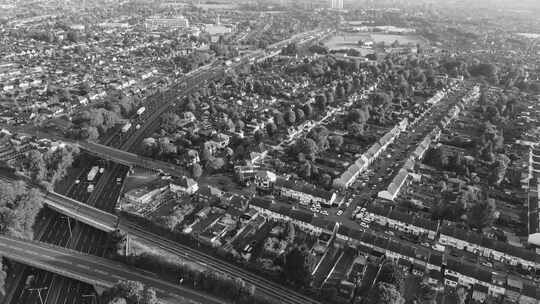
[247,195,539,303]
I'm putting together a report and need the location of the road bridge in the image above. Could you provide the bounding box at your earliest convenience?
[0,235,226,304]
[44,191,118,232]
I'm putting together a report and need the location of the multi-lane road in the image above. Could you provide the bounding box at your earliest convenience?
[2,29,331,304]
[1,171,322,304]
[0,235,226,304]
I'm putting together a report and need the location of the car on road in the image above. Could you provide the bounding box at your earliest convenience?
[336,210,343,216]
[75,179,80,184]
[320,210,328,216]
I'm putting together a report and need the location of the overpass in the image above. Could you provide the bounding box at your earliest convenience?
[0,174,321,304]
[80,141,188,177]
[0,125,188,177]
[44,191,118,232]
[0,235,226,304]
[0,174,118,232]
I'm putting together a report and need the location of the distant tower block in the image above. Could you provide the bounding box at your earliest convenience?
[330,0,343,9]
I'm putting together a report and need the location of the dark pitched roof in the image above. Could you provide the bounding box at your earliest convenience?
[413,216,438,231]
[428,252,442,265]
[251,197,271,209]
[388,210,413,223]
[290,209,313,223]
[275,177,335,200]
[311,218,335,231]
[473,283,488,293]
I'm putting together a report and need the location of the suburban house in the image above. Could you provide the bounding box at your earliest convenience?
[273,177,337,206]
[170,176,199,195]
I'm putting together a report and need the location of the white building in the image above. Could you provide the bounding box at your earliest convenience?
[330,0,343,9]
[145,16,189,31]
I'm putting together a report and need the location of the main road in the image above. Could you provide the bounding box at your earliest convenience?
[0,235,226,304]
[1,29,330,304]
[1,173,321,304]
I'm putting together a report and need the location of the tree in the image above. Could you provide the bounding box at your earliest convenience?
[285,109,296,126]
[367,282,405,304]
[328,135,343,150]
[467,198,496,230]
[469,63,498,78]
[266,122,278,137]
[273,111,286,128]
[282,247,311,287]
[282,43,298,56]
[295,108,305,122]
[293,138,319,158]
[185,99,196,112]
[299,162,312,179]
[142,287,158,304]
[100,110,121,132]
[42,145,79,185]
[415,281,437,304]
[336,85,346,99]
[0,259,6,296]
[315,94,327,110]
[192,163,203,179]
[0,181,43,239]
[320,173,332,187]
[110,229,127,255]
[84,126,100,141]
[161,113,182,133]
[353,77,361,89]
[491,154,510,185]
[303,104,313,118]
[456,286,468,304]
[308,126,329,150]
[325,90,334,105]
[201,145,212,162]
[101,281,148,304]
[21,150,46,181]
[66,30,79,43]
[207,157,225,171]
[235,119,245,132]
[378,261,404,290]
[308,44,328,54]
[348,122,365,138]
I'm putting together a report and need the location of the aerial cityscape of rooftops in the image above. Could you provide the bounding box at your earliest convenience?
[0,0,539,303]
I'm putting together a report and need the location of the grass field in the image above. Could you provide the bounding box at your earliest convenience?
[324,33,373,53]
[196,3,237,9]
[324,32,426,52]
[370,34,426,45]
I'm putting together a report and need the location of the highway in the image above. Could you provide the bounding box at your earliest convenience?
[81,141,188,177]
[1,29,329,304]
[0,125,189,177]
[1,173,322,304]
[0,235,226,304]
[34,164,128,304]
[1,164,120,304]
[43,191,118,232]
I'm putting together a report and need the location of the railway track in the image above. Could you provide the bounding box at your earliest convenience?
[121,221,322,304]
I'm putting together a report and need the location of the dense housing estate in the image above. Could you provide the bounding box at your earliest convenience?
[0,1,539,304]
